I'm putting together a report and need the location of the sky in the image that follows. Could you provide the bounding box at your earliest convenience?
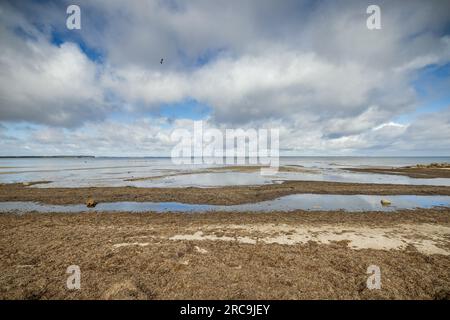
[0,0,450,156]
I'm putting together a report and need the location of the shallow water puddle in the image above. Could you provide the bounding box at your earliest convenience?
[1,194,450,213]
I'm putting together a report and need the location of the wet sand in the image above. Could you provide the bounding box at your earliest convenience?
[2,180,450,205]
[125,165,318,182]
[345,167,450,179]
[0,209,449,299]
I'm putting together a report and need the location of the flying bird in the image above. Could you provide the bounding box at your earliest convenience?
[160,58,164,64]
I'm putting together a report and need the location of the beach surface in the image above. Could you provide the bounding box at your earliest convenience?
[1,209,449,299]
[1,160,450,299]
[345,166,450,179]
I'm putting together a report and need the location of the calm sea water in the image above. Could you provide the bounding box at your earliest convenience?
[0,156,449,187]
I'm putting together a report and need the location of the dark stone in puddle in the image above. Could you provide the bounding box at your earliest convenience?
[86,199,98,208]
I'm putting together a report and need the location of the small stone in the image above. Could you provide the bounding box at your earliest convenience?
[86,199,98,208]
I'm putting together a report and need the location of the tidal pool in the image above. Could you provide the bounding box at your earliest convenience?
[1,194,449,214]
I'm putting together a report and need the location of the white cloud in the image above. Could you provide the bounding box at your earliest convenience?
[0,37,108,126]
[0,0,449,155]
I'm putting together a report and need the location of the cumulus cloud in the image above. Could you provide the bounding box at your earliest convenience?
[0,3,110,127]
[0,0,449,155]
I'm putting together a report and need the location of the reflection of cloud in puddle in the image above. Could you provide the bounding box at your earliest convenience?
[2,194,450,213]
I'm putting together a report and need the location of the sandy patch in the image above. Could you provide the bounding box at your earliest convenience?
[169,223,450,255]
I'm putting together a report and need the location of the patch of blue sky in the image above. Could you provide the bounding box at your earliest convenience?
[7,0,104,63]
[158,98,211,120]
[177,47,229,69]
[0,122,41,140]
[395,62,450,124]
[105,98,211,128]
[414,62,450,108]
[50,30,104,63]
[194,48,228,67]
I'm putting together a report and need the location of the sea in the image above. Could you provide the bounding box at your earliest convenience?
[1,156,450,188]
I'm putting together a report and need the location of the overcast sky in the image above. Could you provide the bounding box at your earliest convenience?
[1,0,450,156]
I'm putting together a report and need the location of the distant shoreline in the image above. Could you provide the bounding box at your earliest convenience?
[0,156,95,159]
[1,155,450,159]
